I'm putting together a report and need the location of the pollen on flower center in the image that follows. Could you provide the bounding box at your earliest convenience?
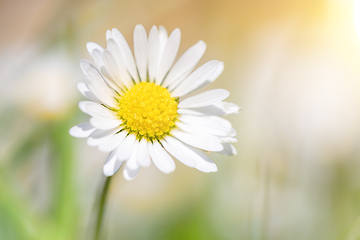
[117,82,178,141]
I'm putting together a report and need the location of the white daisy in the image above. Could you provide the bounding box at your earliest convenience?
[70,25,239,180]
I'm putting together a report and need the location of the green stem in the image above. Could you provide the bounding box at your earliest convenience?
[94,176,112,240]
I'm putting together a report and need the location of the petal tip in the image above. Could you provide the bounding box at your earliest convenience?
[135,24,145,30]
[68,126,76,137]
[103,169,114,177]
[198,40,206,48]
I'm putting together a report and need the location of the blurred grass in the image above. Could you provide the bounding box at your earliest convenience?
[0,116,80,240]
[49,120,79,240]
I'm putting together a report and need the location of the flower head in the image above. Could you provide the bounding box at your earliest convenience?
[70,25,239,180]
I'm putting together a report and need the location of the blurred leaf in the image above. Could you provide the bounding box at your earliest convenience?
[48,119,80,240]
[4,124,48,170]
[155,195,222,240]
[0,166,43,240]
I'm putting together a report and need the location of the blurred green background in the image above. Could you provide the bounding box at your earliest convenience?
[1,0,360,239]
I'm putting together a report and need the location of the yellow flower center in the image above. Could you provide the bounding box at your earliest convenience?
[117,82,178,141]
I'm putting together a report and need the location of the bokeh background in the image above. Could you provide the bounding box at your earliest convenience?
[1,0,360,239]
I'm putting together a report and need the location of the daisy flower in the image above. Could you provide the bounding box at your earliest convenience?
[70,25,239,180]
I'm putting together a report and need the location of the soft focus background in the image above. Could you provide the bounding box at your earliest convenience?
[1,0,360,239]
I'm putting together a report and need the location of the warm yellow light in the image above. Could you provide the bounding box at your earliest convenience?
[354,0,360,38]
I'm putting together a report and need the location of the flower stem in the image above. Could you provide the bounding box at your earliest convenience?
[94,176,112,240]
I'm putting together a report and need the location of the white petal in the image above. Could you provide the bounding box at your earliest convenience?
[78,101,88,113]
[219,136,238,143]
[171,129,223,152]
[213,101,241,115]
[162,136,196,167]
[116,134,136,161]
[158,26,168,58]
[126,140,139,170]
[106,30,112,40]
[207,60,224,82]
[123,164,141,180]
[86,67,118,108]
[148,26,159,82]
[177,108,204,116]
[134,24,148,82]
[176,120,234,147]
[90,117,121,130]
[69,122,95,138]
[171,60,222,97]
[87,129,117,146]
[155,28,181,85]
[136,138,151,167]
[176,121,219,140]
[80,59,93,76]
[148,141,175,174]
[218,143,237,156]
[162,40,206,88]
[187,145,217,173]
[80,60,120,93]
[111,28,139,83]
[163,136,217,173]
[91,49,104,69]
[179,115,235,137]
[86,42,104,56]
[77,82,99,102]
[103,45,133,89]
[178,89,229,109]
[98,131,128,152]
[79,101,117,119]
[102,47,120,81]
[107,37,132,81]
[99,66,116,88]
[177,101,240,116]
[81,58,121,94]
[103,78,122,94]
[103,151,123,176]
